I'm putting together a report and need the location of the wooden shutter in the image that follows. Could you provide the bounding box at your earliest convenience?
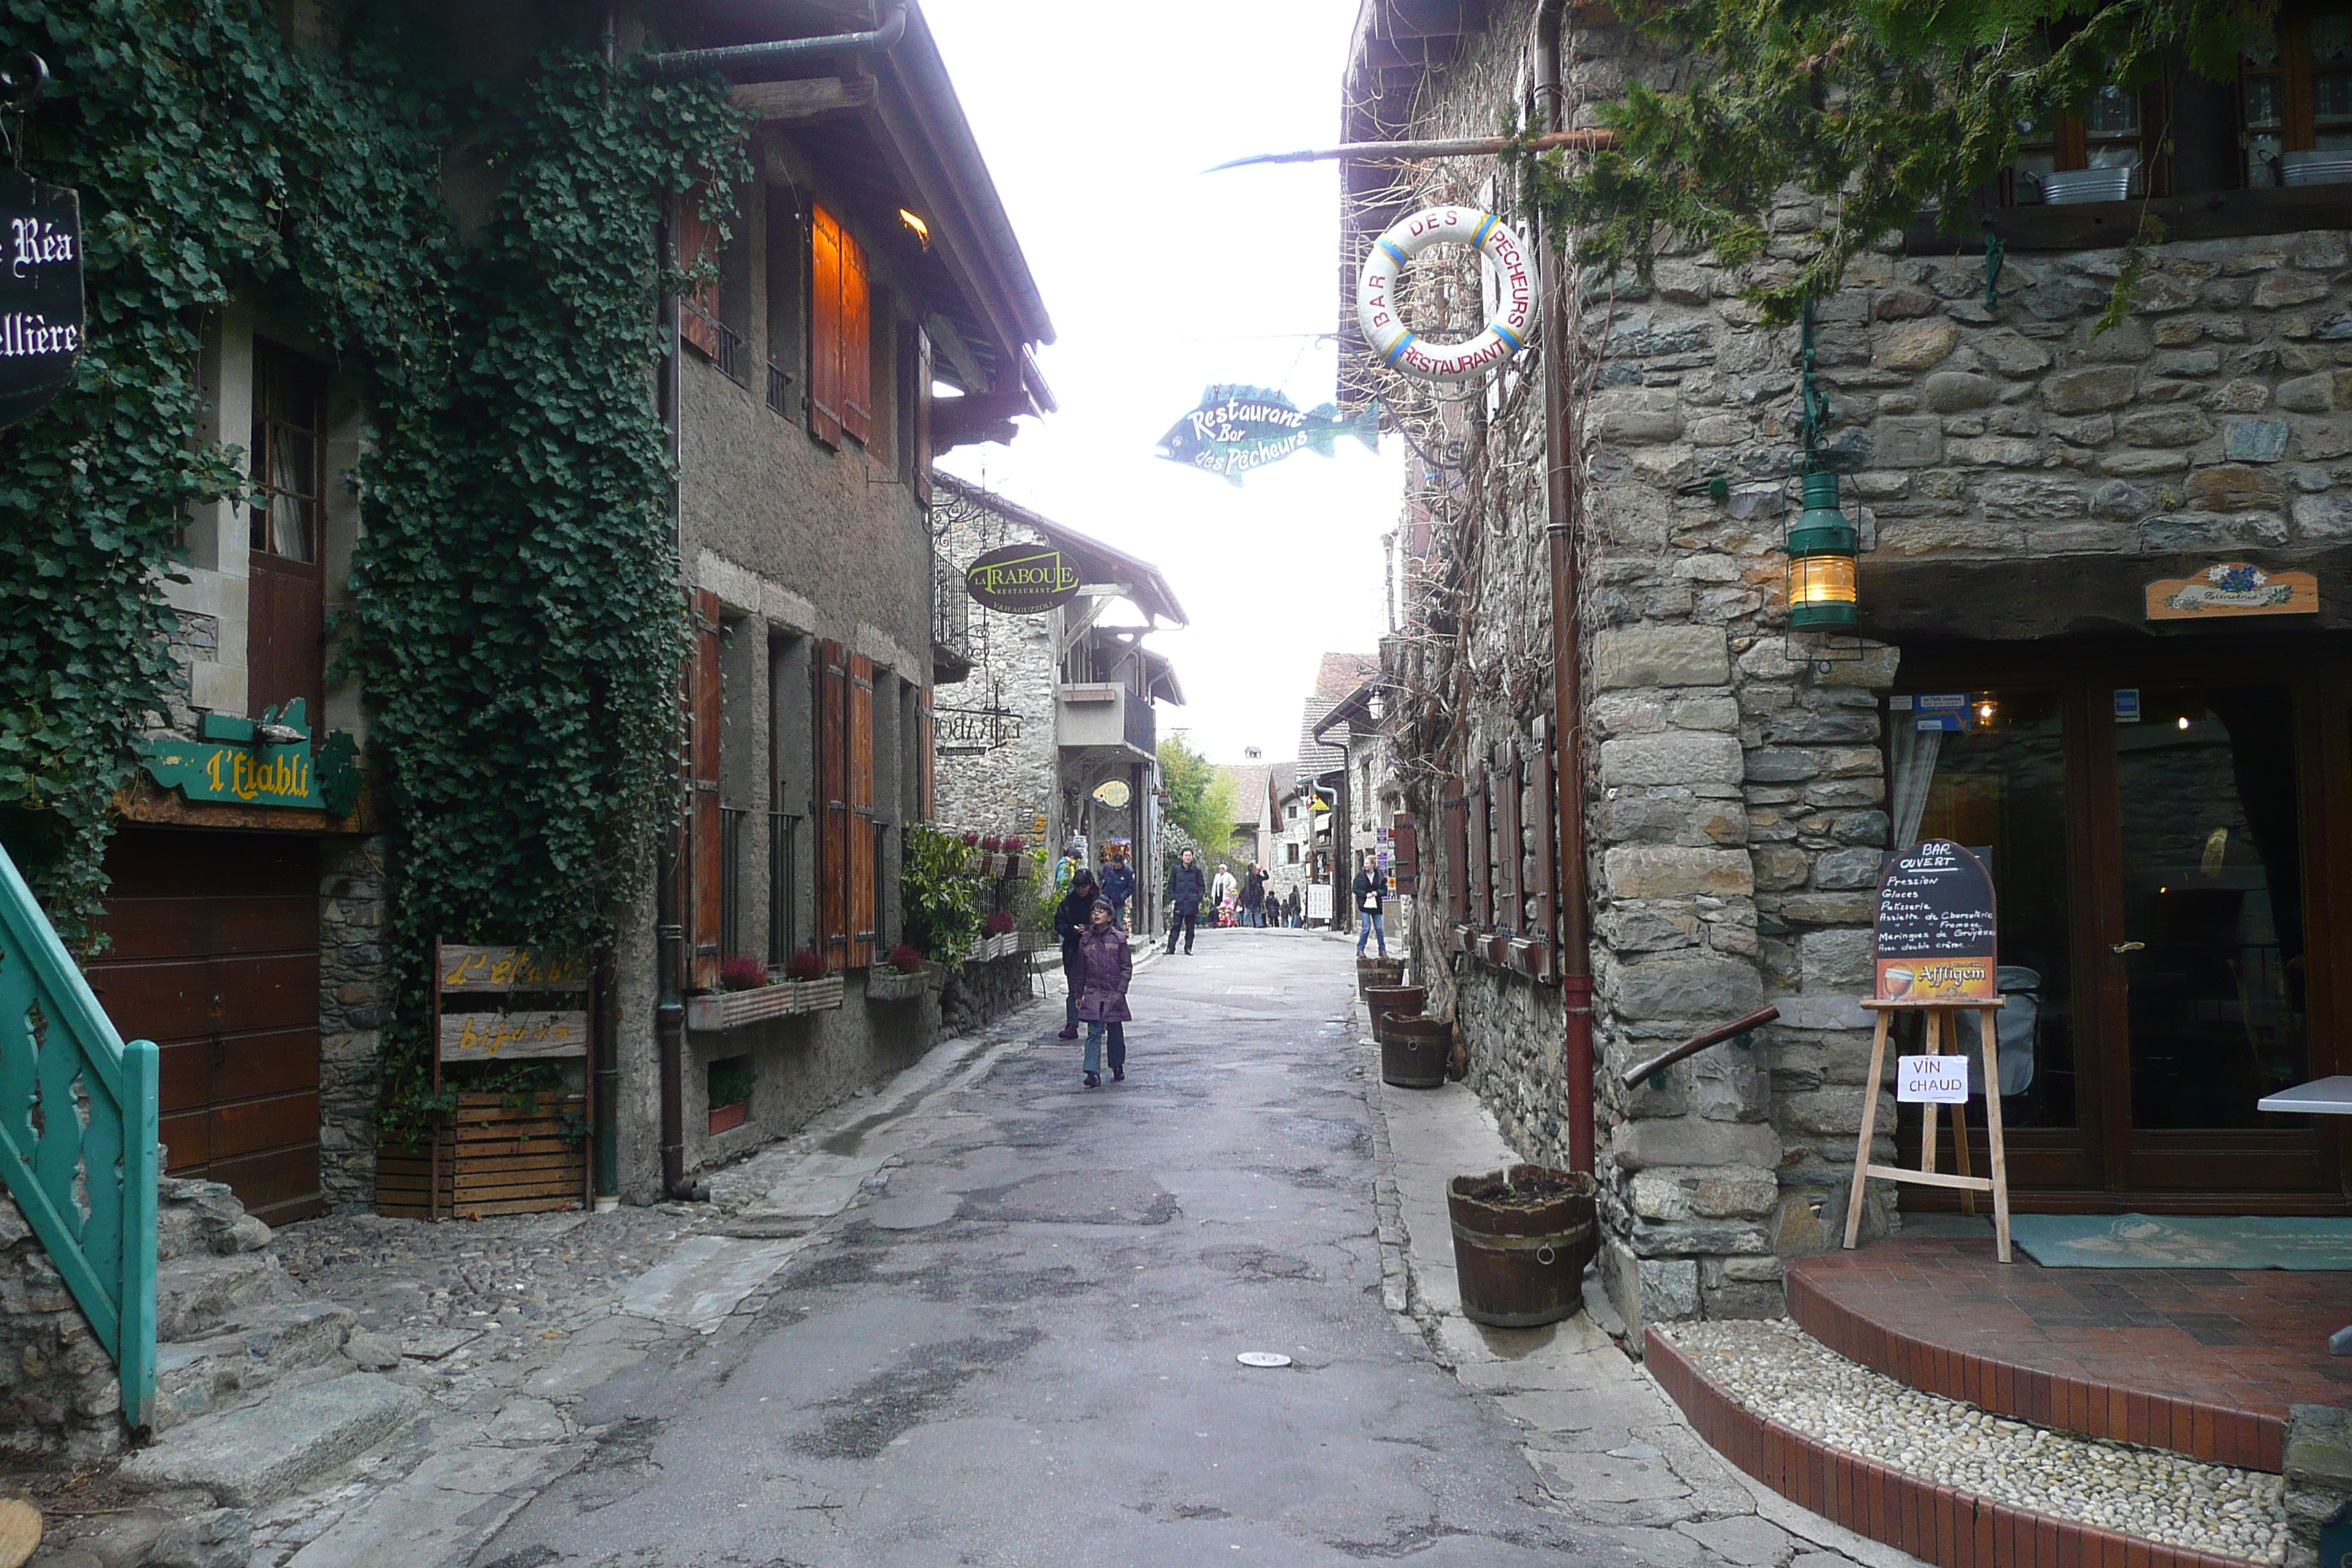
[1391,811,1418,894]
[911,326,933,505]
[679,187,720,361]
[1466,770,1491,930]
[687,589,724,990]
[1532,722,1557,970]
[1441,782,1468,926]
[916,685,935,821]
[847,654,876,968]
[808,204,845,448]
[840,237,872,444]
[1493,741,1521,935]
[815,639,850,970]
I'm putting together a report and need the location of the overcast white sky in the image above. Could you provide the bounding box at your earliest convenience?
[924,1,1397,767]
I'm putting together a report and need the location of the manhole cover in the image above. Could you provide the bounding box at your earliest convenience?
[1235,1352,1292,1368]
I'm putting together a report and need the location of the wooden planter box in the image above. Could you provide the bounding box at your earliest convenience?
[687,976,843,1030]
[707,1101,749,1134]
[866,966,929,1000]
[377,1093,587,1220]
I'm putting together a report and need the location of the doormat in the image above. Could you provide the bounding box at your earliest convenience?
[2009,1213,2352,1270]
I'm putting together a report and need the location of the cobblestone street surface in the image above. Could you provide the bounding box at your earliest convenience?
[193,933,1913,1568]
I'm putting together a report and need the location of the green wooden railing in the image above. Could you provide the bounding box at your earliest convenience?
[0,843,157,1430]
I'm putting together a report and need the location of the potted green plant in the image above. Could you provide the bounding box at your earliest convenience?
[780,946,844,1013]
[689,954,802,1030]
[867,943,931,1000]
[706,1055,755,1134]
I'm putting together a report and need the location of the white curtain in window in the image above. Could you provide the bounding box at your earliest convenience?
[1888,719,1942,851]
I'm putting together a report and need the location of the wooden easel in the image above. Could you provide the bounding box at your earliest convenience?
[1843,998,2013,1263]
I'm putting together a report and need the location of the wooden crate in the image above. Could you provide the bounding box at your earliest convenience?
[377,1093,588,1220]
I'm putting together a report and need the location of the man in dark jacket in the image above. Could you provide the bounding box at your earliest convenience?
[1240,864,1266,928]
[1166,848,1205,955]
[1098,854,1135,930]
[1054,869,1100,1039]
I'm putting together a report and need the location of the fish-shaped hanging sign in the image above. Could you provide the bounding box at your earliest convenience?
[1153,385,1380,485]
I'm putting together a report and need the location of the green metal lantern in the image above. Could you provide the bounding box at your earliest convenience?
[1785,467,1858,633]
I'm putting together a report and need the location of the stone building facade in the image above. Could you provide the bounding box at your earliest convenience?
[1349,0,2352,1334]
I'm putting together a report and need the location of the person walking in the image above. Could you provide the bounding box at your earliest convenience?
[1074,899,1132,1088]
[1241,864,1266,929]
[1352,851,1389,958]
[1098,853,1134,930]
[1054,867,1100,1040]
[1053,841,1086,900]
[1166,848,1205,955]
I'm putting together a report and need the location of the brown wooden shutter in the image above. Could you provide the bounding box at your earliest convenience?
[1531,723,1557,974]
[815,638,850,970]
[1493,741,1521,935]
[911,326,934,505]
[1466,770,1491,929]
[687,589,724,990]
[808,204,845,448]
[840,235,872,445]
[847,654,876,968]
[679,187,720,361]
[916,685,936,821]
[1441,781,1468,926]
[1391,811,1418,894]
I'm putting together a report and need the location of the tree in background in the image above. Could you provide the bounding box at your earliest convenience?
[1156,731,1237,865]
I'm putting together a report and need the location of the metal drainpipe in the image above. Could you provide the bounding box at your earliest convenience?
[1534,0,1596,1177]
[642,6,906,82]
[655,201,705,1204]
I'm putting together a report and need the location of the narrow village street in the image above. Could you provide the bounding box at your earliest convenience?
[219,932,1895,1568]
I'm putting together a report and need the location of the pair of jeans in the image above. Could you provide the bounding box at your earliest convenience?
[1109,897,1128,930]
[1083,1020,1126,1074]
[1166,908,1196,953]
[1356,907,1386,956]
[1063,945,1083,1030]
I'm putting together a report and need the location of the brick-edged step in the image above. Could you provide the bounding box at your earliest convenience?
[1648,1326,2274,1568]
[152,1300,355,1433]
[121,1371,426,1508]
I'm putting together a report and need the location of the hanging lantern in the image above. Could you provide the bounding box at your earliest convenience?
[1784,467,1858,633]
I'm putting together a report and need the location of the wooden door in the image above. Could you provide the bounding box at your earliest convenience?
[87,829,323,1224]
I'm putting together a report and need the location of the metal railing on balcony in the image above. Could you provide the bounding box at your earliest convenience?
[934,559,971,662]
[0,843,157,1429]
[720,807,748,960]
[766,361,792,418]
[769,811,802,967]
[1124,692,1156,755]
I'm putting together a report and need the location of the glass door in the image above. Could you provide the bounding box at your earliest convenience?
[2099,681,2326,1192]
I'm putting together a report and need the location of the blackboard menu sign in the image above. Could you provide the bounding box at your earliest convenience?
[1873,838,1997,1003]
[0,170,81,430]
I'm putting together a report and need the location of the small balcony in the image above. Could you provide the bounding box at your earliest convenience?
[1057,683,1154,761]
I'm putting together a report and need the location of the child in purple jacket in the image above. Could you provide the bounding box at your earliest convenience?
[1074,900,1131,1088]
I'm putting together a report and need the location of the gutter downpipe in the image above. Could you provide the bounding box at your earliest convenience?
[642,6,907,82]
[1535,0,1596,1177]
[655,200,704,1204]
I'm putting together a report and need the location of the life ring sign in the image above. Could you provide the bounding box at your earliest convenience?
[1357,205,1534,382]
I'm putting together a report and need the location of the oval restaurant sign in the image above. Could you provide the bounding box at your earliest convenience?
[965,543,1079,614]
[1872,838,1997,1003]
[0,170,82,429]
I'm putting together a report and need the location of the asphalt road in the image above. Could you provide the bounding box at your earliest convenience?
[470,929,1721,1568]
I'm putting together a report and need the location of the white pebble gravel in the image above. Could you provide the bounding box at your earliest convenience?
[1662,1319,2287,1566]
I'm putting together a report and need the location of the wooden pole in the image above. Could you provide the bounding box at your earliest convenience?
[1842,1009,1892,1250]
[1846,1000,2011,1259]
[1205,128,1619,173]
[1979,1006,2013,1262]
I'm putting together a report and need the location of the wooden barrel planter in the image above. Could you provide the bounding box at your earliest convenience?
[1447,1164,1597,1327]
[1356,957,1405,997]
[1363,984,1425,1022]
[1380,1015,1451,1089]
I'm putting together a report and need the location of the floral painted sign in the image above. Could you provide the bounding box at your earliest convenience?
[2145,562,2318,621]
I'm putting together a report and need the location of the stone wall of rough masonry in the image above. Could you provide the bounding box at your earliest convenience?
[317,836,389,1211]
[932,508,1063,848]
[0,1191,123,1461]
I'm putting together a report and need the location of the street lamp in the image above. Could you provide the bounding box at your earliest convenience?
[1785,467,1858,633]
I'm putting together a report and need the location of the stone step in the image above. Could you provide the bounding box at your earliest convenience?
[156,1176,271,1262]
[156,1251,284,1341]
[121,1372,426,1509]
[152,1300,355,1434]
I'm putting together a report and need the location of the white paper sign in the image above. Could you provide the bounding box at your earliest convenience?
[1897,1055,1970,1104]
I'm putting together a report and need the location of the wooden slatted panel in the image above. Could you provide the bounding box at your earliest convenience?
[840,233,872,444]
[911,326,933,505]
[1466,771,1491,929]
[847,653,876,968]
[815,639,851,971]
[1532,720,1557,968]
[1441,783,1468,925]
[808,203,845,447]
[678,186,720,359]
[1493,741,1521,935]
[688,588,724,990]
